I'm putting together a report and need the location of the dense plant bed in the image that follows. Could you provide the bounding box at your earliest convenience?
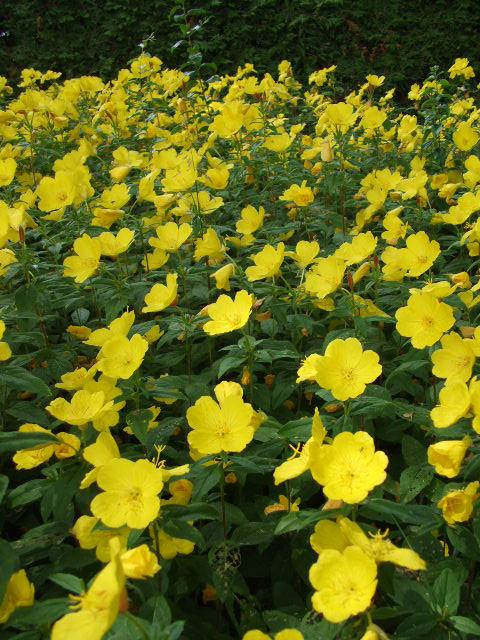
[0,56,479,639]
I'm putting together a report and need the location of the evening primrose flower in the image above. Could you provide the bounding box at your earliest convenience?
[438,481,479,524]
[334,232,377,266]
[453,122,479,151]
[194,228,225,264]
[96,228,134,257]
[309,431,388,503]
[395,292,455,349]
[299,337,382,401]
[245,243,284,281]
[210,263,235,291]
[36,171,76,212]
[97,333,148,379]
[51,544,125,640]
[72,515,129,562]
[120,544,161,579]
[149,221,192,253]
[431,332,476,382]
[309,546,377,622]
[303,256,345,299]
[81,430,120,489]
[63,234,101,283]
[186,388,254,454]
[85,310,135,348]
[91,458,164,529]
[400,231,440,277]
[0,158,16,187]
[46,390,113,427]
[236,204,264,235]
[279,181,314,207]
[142,273,178,313]
[0,319,11,361]
[155,529,195,560]
[273,408,326,485]
[12,424,79,470]
[310,516,426,570]
[0,570,34,624]
[449,57,475,79]
[286,240,319,269]
[203,289,253,335]
[427,437,472,477]
[430,381,470,428]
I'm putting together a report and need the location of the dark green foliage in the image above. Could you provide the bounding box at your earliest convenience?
[2,0,480,94]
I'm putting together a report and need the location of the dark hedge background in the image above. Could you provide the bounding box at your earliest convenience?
[1,0,480,92]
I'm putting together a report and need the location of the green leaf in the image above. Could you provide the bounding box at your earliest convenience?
[362,499,440,525]
[431,568,460,615]
[450,616,480,636]
[49,573,85,594]
[400,463,434,502]
[274,508,345,535]
[0,366,51,397]
[230,521,276,546]
[0,431,58,454]
[0,539,19,602]
[126,409,152,445]
[0,474,9,504]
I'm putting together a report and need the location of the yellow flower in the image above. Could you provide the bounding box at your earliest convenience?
[286,240,319,269]
[309,431,388,503]
[263,131,293,152]
[203,289,253,335]
[0,569,34,623]
[431,332,475,382]
[0,319,11,361]
[81,430,120,489]
[0,248,17,277]
[51,544,125,640]
[428,437,471,478]
[149,221,192,252]
[401,231,440,277]
[63,234,101,283]
[301,337,382,401]
[66,325,92,340]
[120,544,161,579]
[236,205,265,235]
[274,408,326,485]
[310,516,426,571]
[245,243,284,281]
[361,106,387,131]
[430,381,470,428]
[194,228,225,264]
[155,529,195,559]
[323,101,357,132]
[46,390,113,427]
[453,122,479,151]
[91,458,164,529]
[186,389,254,454]
[85,310,135,348]
[275,631,304,640]
[438,481,479,524]
[72,515,129,562]
[449,58,475,79]
[211,263,235,291]
[334,231,377,266]
[0,158,16,187]
[36,171,76,211]
[303,256,345,299]
[309,546,377,622]
[395,292,455,349]
[96,228,134,257]
[97,333,148,379]
[279,180,314,207]
[142,273,178,313]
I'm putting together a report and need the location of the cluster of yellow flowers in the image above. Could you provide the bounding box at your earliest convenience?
[1,52,480,638]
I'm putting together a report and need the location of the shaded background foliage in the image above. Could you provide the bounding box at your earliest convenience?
[2,0,480,94]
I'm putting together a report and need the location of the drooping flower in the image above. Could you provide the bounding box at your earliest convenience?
[438,481,479,524]
[427,437,471,478]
